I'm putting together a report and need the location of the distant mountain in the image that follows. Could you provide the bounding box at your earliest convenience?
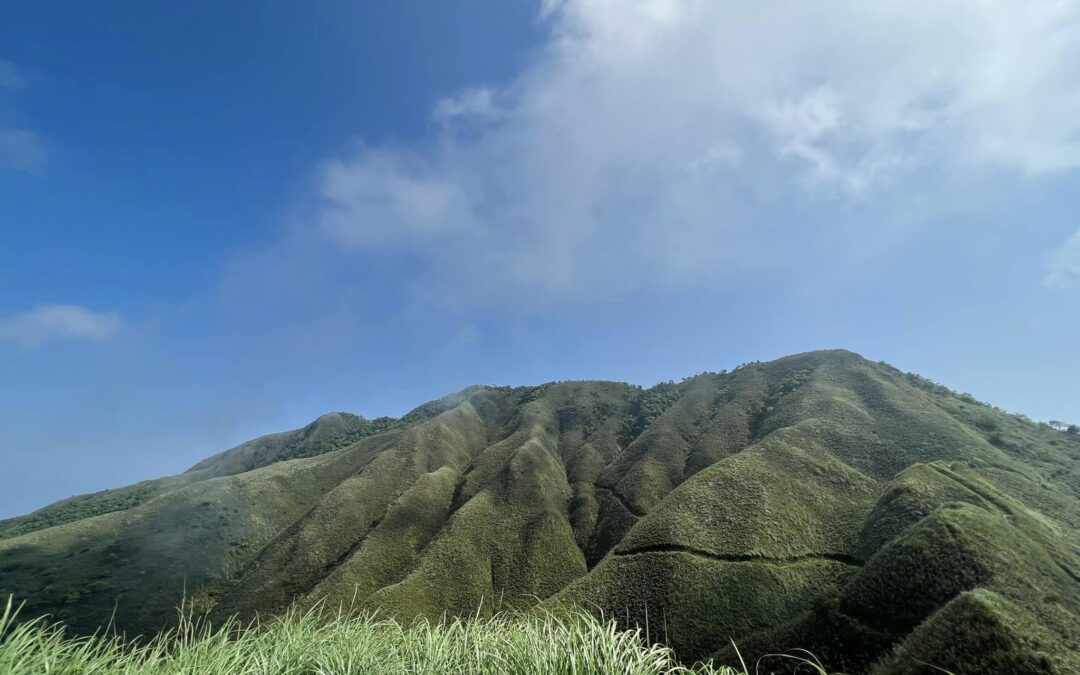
[1,350,1077,673]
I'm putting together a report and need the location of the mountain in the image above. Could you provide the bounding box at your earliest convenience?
[1,350,1077,673]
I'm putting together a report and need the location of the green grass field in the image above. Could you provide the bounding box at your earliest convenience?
[0,596,848,675]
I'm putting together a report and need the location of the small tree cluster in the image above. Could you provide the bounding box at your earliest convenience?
[1049,420,1079,434]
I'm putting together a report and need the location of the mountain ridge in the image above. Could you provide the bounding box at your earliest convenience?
[1,349,1077,674]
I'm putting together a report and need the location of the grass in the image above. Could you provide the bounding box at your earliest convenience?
[0,595,807,675]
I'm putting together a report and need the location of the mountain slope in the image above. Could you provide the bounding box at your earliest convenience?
[1,350,1077,673]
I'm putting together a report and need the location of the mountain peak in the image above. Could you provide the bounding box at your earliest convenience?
[2,352,1077,674]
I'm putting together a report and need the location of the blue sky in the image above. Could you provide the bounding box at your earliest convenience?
[1,1,1079,518]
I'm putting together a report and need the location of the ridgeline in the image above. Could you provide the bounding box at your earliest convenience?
[1,350,1077,673]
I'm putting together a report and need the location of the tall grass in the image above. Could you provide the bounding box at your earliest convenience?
[1,595,758,675]
[0,595,846,674]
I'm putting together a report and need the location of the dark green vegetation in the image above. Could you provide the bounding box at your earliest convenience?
[1,350,1077,673]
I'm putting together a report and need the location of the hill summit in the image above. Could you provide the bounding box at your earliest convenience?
[2,350,1078,673]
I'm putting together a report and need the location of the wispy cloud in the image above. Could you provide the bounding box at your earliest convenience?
[318,147,475,250]
[433,87,501,125]
[0,59,25,89]
[0,59,48,175]
[1045,230,1080,290]
[0,305,122,349]
[284,1,1080,309]
[0,129,47,175]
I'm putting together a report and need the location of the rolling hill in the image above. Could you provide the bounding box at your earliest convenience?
[1,350,1078,673]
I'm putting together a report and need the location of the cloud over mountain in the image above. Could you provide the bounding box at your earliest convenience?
[306,0,1080,306]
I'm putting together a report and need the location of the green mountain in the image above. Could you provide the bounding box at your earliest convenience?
[1,350,1078,673]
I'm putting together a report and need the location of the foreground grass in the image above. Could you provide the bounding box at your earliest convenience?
[0,596,844,675]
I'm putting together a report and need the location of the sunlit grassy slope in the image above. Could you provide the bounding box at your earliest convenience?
[1,350,1077,674]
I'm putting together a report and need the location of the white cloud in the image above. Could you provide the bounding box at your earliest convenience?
[305,0,1080,307]
[433,87,501,125]
[318,148,474,249]
[0,305,122,349]
[1045,230,1080,290]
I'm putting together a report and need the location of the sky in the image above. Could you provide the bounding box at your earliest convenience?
[1,0,1079,518]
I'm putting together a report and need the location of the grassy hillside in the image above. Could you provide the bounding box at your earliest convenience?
[1,350,1077,673]
[0,412,397,541]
